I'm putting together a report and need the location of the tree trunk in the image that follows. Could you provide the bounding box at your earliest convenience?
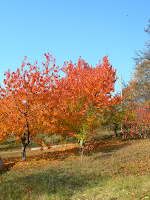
[21,132,30,161]
[21,146,26,161]
[81,147,84,163]
[114,124,118,136]
[0,156,4,171]
[79,139,84,163]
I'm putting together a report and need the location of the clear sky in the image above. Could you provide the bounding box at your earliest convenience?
[0,0,150,93]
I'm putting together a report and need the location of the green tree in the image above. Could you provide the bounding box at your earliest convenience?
[101,101,125,136]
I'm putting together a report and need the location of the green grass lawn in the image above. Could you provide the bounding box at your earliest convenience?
[0,138,150,200]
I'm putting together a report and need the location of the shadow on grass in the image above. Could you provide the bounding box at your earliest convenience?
[28,147,79,161]
[84,136,130,156]
[0,138,136,199]
[1,137,131,172]
[1,147,79,172]
[93,153,113,160]
[0,162,109,200]
[0,162,16,174]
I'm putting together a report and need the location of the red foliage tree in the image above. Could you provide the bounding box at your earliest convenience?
[54,56,120,156]
[0,53,121,161]
[123,102,150,138]
[0,53,59,160]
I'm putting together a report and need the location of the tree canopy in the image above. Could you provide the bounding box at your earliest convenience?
[0,54,120,159]
[131,19,150,105]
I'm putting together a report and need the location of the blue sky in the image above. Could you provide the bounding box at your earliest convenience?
[0,0,149,93]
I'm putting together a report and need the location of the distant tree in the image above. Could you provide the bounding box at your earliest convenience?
[123,102,150,138]
[131,19,150,105]
[122,20,150,138]
[102,102,126,136]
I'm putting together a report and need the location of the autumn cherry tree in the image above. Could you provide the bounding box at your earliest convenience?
[55,56,120,158]
[0,53,59,160]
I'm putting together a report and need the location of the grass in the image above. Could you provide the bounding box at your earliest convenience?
[0,130,113,153]
[0,137,150,200]
[0,134,78,153]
